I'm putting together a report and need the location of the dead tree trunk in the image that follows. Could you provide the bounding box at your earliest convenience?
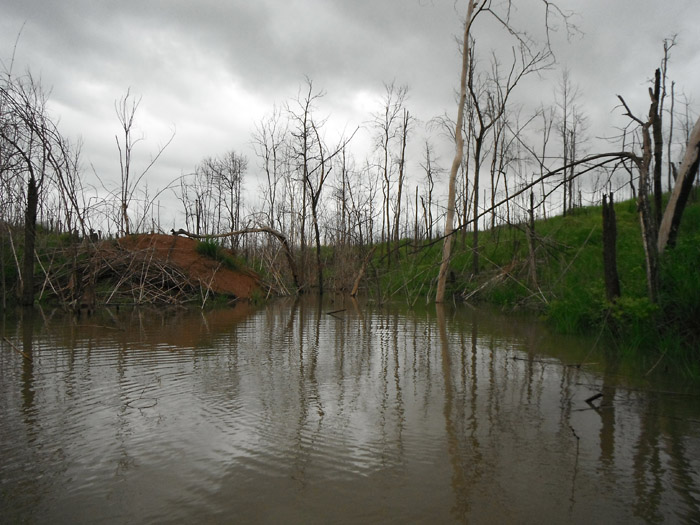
[618,94,660,303]
[350,246,376,297]
[658,115,700,253]
[637,129,660,304]
[602,193,620,302]
[435,0,476,303]
[651,69,664,228]
[526,191,538,287]
[21,174,39,306]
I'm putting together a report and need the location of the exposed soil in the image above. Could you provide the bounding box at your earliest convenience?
[116,233,260,300]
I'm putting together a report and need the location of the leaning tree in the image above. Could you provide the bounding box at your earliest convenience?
[436,0,574,302]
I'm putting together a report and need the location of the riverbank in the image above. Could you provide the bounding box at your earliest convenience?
[373,193,700,376]
[1,193,697,374]
[0,231,261,309]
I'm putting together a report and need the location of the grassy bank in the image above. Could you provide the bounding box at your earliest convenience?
[373,193,700,375]
[1,192,697,375]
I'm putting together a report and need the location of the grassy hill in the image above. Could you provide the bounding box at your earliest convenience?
[373,191,700,375]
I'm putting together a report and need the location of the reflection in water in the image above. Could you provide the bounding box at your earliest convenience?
[437,304,468,521]
[1,298,699,523]
[21,308,35,415]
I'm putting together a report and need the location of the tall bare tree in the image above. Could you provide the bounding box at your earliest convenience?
[468,44,551,276]
[419,140,441,241]
[393,107,414,247]
[287,78,355,294]
[113,88,174,236]
[435,0,477,303]
[373,82,408,265]
[436,0,571,302]
[657,115,700,253]
[253,106,287,229]
[0,71,79,305]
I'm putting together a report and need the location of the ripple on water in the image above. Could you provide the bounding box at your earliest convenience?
[4,304,700,524]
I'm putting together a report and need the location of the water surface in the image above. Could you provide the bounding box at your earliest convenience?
[1,298,699,523]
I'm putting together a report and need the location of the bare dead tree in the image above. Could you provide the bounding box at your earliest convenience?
[330,145,356,248]
[657,115,700,253]
[435,0,478,303]
[622,94,660,303]
[667,80,676,192]
[436,0,571,302]
[617,75,666,303]
[286,78,357,294]
[1,73,50,305]
[393,107,415,247]
[0,70,85,306]
[253,106,287,230]
[194,151,247,246]
[650,69,664,228]
[372,82,408,266]
[113,88,175,236]
[286,78,321,281]
[602,193,620,302]
[557,69,572,216]
[419,140,441,241]
[467,43,551,276]
[346,160,380,248]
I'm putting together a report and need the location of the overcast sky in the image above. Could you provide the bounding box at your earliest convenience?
[2,0,699,228]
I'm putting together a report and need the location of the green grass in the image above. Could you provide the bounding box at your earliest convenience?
[195,240,242,271]
[366,193,700,376]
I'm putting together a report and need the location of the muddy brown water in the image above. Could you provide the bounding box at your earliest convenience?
[1,297,699,524]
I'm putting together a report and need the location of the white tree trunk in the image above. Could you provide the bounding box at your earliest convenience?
[436,1,475,303]
[657,115,700,253]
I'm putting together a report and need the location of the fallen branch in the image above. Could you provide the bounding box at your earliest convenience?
[200,261,222,309]
[326,309,346,319]
[645,350,667,376]
[585,392,604,406]
[2,336,32,362]
[511,355,597,368]
[463,270,507,302]
[173,226,300,292]
[350,246,376,297]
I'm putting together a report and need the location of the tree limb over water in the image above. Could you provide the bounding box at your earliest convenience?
[172,226,300,292]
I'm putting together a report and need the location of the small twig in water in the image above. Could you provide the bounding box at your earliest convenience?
[585,392,603,406]
[569,425,580,441]
[645,350,667,376]
[2,336,32,362]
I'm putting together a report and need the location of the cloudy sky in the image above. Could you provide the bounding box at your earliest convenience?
[2,0,699,228]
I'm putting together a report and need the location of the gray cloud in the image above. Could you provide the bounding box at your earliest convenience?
[1,0,699,226]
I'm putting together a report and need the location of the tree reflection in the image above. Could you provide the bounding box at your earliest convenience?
[2,300,700,522]
[437,304,473,522]
[291,296,325,486]
[21,307,36,415]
